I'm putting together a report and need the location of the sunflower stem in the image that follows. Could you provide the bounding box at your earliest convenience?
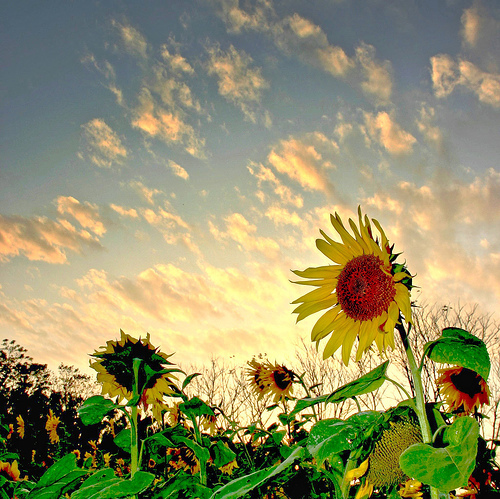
[189,414,207,486]
[396,321,441,499]
[131,357,142,490]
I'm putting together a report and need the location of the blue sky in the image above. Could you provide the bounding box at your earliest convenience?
[1,0,499,375]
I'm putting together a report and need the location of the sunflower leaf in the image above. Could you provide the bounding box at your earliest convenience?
[182,372,202,390]
[209,445,305,499]
[113,428,131,453]
[212,440,237,469]
[424,327,491,381]
[290,394,329,418]
[326,361,389,403]
[180,396,215,419]
[78,396,117,426]
[399,417,479,491]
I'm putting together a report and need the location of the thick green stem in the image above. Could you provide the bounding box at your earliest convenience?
[396,322,439,499]
[190,415,207,486]
[129,358,142,499]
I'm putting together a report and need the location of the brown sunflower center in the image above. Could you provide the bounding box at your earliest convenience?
[450,368,482,398]
[272,368,293,390]
[336,254,396,321]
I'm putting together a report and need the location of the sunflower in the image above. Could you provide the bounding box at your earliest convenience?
[399,479,424,498]
[0,460,20,481]
[90,330,179,421]
[45,409,60,444]
[347,417,422,499]
[247,359,296,403]
[16,415,24,439]
[437,366,490,414]
[292,208,412,365]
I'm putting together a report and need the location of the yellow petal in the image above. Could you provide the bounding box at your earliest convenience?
[316,239,350,264]
[292,265,342,279]
[291,284,335,305]
[342,323,360,366]
[345,458,369,481]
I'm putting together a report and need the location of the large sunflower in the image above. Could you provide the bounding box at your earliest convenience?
[437,365,490,414]
[292,208,412,365]
[90,330,179,421]
[247,359,296,403]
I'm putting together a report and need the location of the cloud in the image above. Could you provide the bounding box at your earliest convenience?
[274,13,355,78]
[210,0,273,34]
[160,45,195,75]
[267,133,338,193]
[167,160,189,180]
[132,88,206,157]
[430,54,500,107]
[247,162,304,208]
[56,196,107,236]
[0,214,103,264]
[461,5,481,47]
[80,119,127,168]
[206,44,270,123]
[363,111,416,155]
[211,213,281,260]
[415,104,443,149]
[128,179,164,205]
[110,204,139,218]
[355,42,393,104]
[112,19,148,59]
[81,54,124,105]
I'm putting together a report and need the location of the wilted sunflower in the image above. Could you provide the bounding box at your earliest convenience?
[16,415,24,439]
[292,208,412,365]
[437,366,490,414]
[90,330,179,421]
[347,417,422,499]
[247,359,296,403]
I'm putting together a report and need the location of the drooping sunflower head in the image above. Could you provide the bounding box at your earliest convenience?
[437,365,490,414]
[292,207,412,365]
[90,330,180,421]
[247,359,296,403]
[348,416,422,498]
[0,460,20,481]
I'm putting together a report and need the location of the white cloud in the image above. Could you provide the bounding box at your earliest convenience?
[56,196,107,236]
[430,55,500,107]
[363,111,416,155]
[167,160,189,180]
[112,19,148,59]
[206,44,269,123]
[267,132,338,193]
[0,214,103,264]
[80,119,127,168]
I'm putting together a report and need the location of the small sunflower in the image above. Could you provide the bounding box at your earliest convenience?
[347,417,422,498]
[292,208,412,365]
[247,359,296,403]
[16,415,24,439]
[399,479,423,498]
[45,410,60,444]
[437,366,490,414]
[0,460,20,481]
[90,330,179,421]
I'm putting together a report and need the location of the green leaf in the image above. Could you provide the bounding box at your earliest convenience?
[307,411,383,467]
[182,373,202,390]
[78,396,117,426]
[113,428,131,453]
[27,454,88,498]
[71,470,155,499]
[212,441,237,469]
[290,395,329,418]
[172,436,210,465]
[157,475,211,499]
[210,446,305,499]
[180,397,214,419]
[424,327,490,381]
[400,417,479,491]
[327,361,389,403]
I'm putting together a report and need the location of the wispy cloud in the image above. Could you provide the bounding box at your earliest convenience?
[430,54,500,107]
[166,160,189,180]
[80,119,127,168]
[266,132,338,193]
[56,196,107,236]
[206,43,270,124]
[112,19,148,59]
[363,111,416,155]
[0,214,103,264]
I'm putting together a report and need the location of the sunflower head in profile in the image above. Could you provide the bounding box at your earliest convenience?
[437,365,490,414]
[90,330,180,421]
[247,359,296,403]
[347,416,422,499]
[0,460,20,481]
[292,207,412,365]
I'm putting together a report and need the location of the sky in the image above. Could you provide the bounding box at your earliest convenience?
[1,0,500,377]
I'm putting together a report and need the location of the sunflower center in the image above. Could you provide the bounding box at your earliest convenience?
[272,368,293,390]
[336,254,396,321]
[450,368,482,398]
